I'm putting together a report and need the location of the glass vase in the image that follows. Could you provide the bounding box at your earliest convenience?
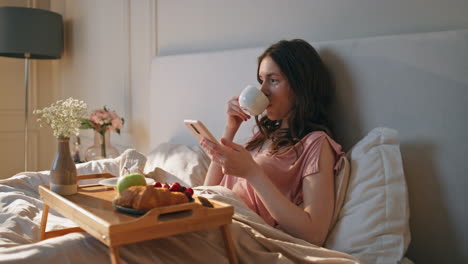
[85,130,119,161]
[50,137,78,195]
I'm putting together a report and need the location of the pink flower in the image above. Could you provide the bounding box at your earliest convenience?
[111,118,123,130]
[89,113,100,125]
[109,111,120,120]
[82,106,125,134]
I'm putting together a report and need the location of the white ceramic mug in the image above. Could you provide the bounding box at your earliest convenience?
[238,85,270,116]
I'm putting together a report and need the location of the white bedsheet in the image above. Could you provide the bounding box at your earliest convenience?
[0,150,358,264]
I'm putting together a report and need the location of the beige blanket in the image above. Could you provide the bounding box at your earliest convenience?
[0,150,358,264]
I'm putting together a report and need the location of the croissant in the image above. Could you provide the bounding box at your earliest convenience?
[115,185,189,210]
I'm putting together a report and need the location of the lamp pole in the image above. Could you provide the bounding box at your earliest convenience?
[24,52,30,171]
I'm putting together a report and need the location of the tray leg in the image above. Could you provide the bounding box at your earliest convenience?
[109,246,121,264]
[39,204,49,241]
[42,227,86,240]
[220,224,238,264]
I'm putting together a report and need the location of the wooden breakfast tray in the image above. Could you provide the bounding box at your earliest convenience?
[38,173,237,264]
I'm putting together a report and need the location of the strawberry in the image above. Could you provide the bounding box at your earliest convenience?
[184,191,193,200]
[170,182,181,192]
[154,182,162,188]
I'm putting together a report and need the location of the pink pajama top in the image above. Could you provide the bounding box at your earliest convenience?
[220,131,344,227]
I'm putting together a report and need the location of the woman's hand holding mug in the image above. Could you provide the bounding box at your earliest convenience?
[224,85,270,137]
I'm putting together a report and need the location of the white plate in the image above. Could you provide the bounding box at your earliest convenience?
[98,177,155,187]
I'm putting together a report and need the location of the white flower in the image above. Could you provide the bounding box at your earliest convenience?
[33,98,88,138]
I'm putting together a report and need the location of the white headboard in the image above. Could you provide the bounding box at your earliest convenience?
[150,29,468,263]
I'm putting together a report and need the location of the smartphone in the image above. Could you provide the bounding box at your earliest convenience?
[183,120,219,144]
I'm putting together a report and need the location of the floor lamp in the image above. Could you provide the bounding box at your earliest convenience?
[0,7,63,171]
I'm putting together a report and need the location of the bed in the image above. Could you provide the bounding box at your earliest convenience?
[1,28,467,263]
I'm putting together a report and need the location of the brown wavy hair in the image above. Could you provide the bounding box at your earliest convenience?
[245,39,334,154]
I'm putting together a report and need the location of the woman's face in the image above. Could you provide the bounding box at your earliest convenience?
[258,56,295,126]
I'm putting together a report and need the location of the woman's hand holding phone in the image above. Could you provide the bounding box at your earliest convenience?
[183,120,219,144]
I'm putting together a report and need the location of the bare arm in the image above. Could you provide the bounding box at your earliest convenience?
[203,126,238,185]
[203,96,250,186]
[249,139,335,245]
[203,137,336,245]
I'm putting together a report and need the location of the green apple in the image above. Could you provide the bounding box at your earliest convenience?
[116,173,146,194]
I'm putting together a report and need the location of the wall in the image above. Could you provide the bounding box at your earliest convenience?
[157,0,468,55]
[49,0,156,161]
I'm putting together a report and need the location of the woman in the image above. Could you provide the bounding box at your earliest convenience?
[200,39,343,247]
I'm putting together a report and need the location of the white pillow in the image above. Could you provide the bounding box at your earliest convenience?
[144,143,210,187]
[325,127,411,264]
[76,149,147,185]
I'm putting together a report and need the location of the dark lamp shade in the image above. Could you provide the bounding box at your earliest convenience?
[0,6,63,59]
